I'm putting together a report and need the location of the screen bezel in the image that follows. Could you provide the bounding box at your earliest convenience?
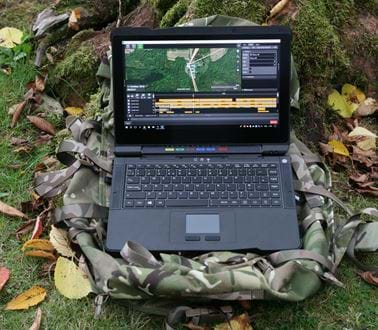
[112,26,291,146]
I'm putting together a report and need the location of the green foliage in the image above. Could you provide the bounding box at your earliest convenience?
[193,0,266,24]
[0,34,32,68]
[292,0,349,86]
[50,44,99,103]
[150,0,179,18]
[160,0,190,27]
[323,0,355,27]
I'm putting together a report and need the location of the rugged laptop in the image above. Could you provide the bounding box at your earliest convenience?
[106,26,301,252]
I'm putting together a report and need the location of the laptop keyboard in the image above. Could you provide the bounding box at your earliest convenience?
[123,162,282,208]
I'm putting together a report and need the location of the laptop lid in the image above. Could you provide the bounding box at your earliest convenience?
[111,26,291,148]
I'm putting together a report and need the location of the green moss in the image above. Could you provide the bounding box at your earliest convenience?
[192,0,266,24]
[355,0,378,17]
[292,0,349,86]
[50,43,99,105]
[323,0,355,27]
[84,90,102,118]
[150,0,179,18]
[160,0,190,27]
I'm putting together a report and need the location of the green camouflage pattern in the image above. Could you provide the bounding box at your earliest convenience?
[33,15,378,324]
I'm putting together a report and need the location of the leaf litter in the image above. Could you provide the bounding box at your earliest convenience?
[5,286,46,310]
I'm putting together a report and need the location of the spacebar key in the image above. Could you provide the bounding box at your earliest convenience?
[165,200,208,207]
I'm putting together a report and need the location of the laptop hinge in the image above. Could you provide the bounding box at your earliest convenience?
[262,144,289,155]
[114,145,142,156]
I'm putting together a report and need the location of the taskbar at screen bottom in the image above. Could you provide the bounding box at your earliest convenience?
[125,116,279,127]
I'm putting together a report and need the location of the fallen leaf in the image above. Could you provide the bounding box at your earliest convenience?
[0,267,10,291]
[64,107,83,116]
[14,145,34,153]
[5,286,46,310]
[29,307,42,330]
[356,97,377,117]
[215,313,252,330]
[54,257,92,299]
[50,226,75,257]
[319,142,333,155]
[349,127,376,151]
[0,200,28,219]
[68,8,81,31]
[342,83,366,104]
[349,173,369,183]
[10,137,28,145]
[358,271,378,286]
[10,100,27,128]
[15,219,36,240]
[268,0,289,19]
[25,250,56,260]
[328,140,350,157]
[0,27,23,48]
[27,116,56,135]
[31,216,43,240]
[35,75,46,92]
[328,89,354,118]
[22,239,55,252]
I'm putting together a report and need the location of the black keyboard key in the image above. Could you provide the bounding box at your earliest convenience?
[271,192,280,198]
[135,200,145,207]
[261,192,270,198]
[143,184,153,191]
[128,164,136,169]
[127,176,140,184]
[213,177,222,183]
[248,192,259,198]
[153,184,163,191]
[195,184,205,191]
[230,200,239,206]
[156,191,167,199]
[124,200,134,207]
[272,199,281,206]
[260,177,268,183]
[188,192,198,199]
[136,169,145,176]
[127,169,135,176]
[256,184,269,191]
[251,199,260,206]
[233,176,243,183]
[185,184,194,191]
[237,183,246,191]
[178,191,188,199]
[256,169,267,176]
[141,177,150,184]
[261,198,270,206]
[166,200,208,207]
[193,176,202,183]
[168,192,177,199]
[209,191,219,199]
[151,176,160,184]
[269,170,278,175]
[173,184,184,191]
[199,192,209,199]
[205,184,215,191]
[229,191,238,199]
[146,192,156,199]
[239,191,248,199]
[125,185,141,191]
[125,191,145,199]
[220,192,228,199]
[246,184,254,191]
[164,184,173,191]
[156,200,165,207]
[216,184,225,191]
[223,176,232,183]
[161,177,171,184]
[146,200,155,207]
[270,184,280,191]
[203,177,212,183]
[269,177,279,183]
[226,183,236,191]
[182,177,191,183]
[172,176,181,183]
[240,200,249,206]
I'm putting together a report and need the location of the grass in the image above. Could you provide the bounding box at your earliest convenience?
[1,0,377,329]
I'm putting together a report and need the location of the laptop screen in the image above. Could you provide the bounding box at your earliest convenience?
[122,39,281,131]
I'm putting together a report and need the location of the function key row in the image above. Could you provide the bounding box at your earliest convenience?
[127,163,278,170]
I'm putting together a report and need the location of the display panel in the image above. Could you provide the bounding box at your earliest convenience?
[122,39,281,130]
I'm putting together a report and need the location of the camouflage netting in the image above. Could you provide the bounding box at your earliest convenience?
[33,13,378,329]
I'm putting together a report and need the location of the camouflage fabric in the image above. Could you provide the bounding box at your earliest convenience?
[33,15,378,327]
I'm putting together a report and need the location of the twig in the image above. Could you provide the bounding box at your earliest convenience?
[116,0,122,28]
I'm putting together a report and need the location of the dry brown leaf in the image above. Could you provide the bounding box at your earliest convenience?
[22,239,55,252]
[16,219,36,239]
[68,8,81,31]
[25,250,56,260]
[27,116,56,135]
[0,267,10,291]
[10,137,28,145]
[349,173,369,183]
[35,75,46,92]
[29,307,42,330]
[10,100,27,128]
[358,271,378,286]
[215,313,252,330]
[5,286,46,310]
[356,97,377,117]
[14,145,34,153]
[268,0,290,19]
[0,200,28,219]
[31,216,43,240]
[50,225,75,257]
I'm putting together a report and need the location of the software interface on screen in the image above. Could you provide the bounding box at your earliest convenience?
[122,39,281,130]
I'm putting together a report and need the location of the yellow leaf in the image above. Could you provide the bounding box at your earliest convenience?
[328,140,350,156]
[25,250,56,260]
[50,226,75,257]
[342,83,366,104]
[0,27,23,48]
[22,239,55,252]
[65,107,83,116]
[327,89,354,118]
[215,313,252,330]
[349,127,376,151]
[5,286,46,310]
[54,257,92,299]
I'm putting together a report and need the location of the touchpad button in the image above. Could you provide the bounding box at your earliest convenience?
[186,214,220,234]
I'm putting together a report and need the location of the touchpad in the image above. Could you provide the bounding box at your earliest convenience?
[186,214,220,234]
